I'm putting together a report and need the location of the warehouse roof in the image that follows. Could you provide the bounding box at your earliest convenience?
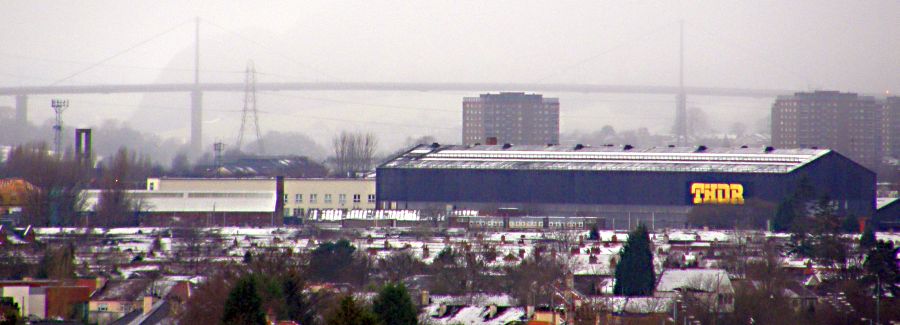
[81,190,276,213]
[379,144,831,174]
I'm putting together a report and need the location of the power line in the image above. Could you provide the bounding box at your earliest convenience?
[50,19,194,86]
[260,92,457,113]
[0,51,242,75]
[201,18,341,82]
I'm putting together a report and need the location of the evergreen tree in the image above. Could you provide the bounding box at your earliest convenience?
[860,225,877,250]
[613,224,655,296]
[372,283,418,325]
[863,240,900,298]
[327,296,378,325]
[0,297,19,325]
[588,223,600,240]
[222,275,267,325]
[282,273,315,324]
[309,239,357,282]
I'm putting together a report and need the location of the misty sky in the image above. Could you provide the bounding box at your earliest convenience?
[1,1,897,153]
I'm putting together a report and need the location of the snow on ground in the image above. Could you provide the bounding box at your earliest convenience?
[118,264,160,279]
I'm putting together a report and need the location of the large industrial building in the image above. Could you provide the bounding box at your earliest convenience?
[377,144,876,229]
[147,177,375,221]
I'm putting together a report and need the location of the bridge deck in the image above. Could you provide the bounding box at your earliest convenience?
[0,82,793,98]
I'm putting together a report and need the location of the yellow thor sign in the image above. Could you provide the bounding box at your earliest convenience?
[690,183,745,205]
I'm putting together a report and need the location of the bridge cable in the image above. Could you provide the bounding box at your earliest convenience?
[49,19,194,86]
[533,20,678,83]
[201,19,342,82]
[683,22,811,88]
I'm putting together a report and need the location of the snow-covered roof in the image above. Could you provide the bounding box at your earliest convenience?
[382,144,831,174]
[877,197,898,210]
[429,294,517,307]
[656,269,733,294]
[81,190,276,213]
[423,304,525,325]
[592,296,673,314]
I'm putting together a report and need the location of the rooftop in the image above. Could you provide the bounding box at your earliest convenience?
[82,190,276,213]
[656,269,733,293]
[380,144,831,174]
[877,197,898,210]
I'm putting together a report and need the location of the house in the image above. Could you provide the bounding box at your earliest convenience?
[0,279,57,318]
[89,279,153,325]
[0,280,93,321]
[422,294,525,325]
[654,269,734,313]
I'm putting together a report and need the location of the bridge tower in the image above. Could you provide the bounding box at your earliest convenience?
[190,17,203,155]
[15,95,27,126]
[674,21,688,146]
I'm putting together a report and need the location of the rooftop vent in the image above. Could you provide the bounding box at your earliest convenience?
[474,143,481,146]
[430,142,440,148]
[667,144,675,148]
[810,146,818,149]
[696,145,708,152]
[740,145,748,148]
[502,143,513,149]
[623,144,634,151]
[574,144,585,150]
[764,146,775,153]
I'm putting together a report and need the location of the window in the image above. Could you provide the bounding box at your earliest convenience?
[368,194,376,203]
[353,194,361,203]
[283,194,288,204]
[324,194,332,203]
[293,208,301,216]
[310,194,318,203]
[294,194,302,203]
[339,194,347,204]
[99,303,109,312]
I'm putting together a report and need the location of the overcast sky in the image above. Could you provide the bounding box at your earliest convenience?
[1,1,897,151]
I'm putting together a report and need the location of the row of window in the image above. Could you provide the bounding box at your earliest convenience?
[285,193,375,204]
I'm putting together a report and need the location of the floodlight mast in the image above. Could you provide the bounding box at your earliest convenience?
[51,99,69,158]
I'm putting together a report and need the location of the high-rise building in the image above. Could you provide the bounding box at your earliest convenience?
[881,96,900,160]
[772,91,880,169]
[462,92,559,145]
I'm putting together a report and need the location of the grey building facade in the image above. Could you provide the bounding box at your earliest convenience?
[462,92,559,146]
[772,91,881,169]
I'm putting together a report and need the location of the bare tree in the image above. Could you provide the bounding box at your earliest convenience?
[2,143,88,226]
[330,131,378,177]
[95,148,145,227]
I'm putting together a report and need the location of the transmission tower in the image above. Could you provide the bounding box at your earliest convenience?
[236,60,264,154]
[51,99,69,157]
